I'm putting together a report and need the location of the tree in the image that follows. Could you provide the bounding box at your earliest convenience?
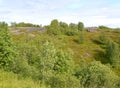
[11,22,41,27]
[48,19,61,35]
[37,41,76,86]
[0,22,15,70]
[38,41,57,83]
[78,22,84,31]
[59,22,69,34]
[75,61,119,88]
[78,22,84,44]
[99,32,108,44]
[77,32,84,44]
[54,49,74,74]
[49,73,80,88]
[69,23,78,30]
[106,41,120,67]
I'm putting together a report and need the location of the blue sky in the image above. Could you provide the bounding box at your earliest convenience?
[0,0,120,27]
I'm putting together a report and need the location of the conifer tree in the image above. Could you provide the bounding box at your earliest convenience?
[106,41,120,67]
[0,22,15,70]
[78,22,84,44]
[78,22,84,31]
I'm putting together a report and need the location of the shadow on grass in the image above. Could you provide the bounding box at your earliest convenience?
[94,49,109,64]
[73,39,84,44]
[92,39,102,45]
[92,39,106,49]
[73,39,78,43]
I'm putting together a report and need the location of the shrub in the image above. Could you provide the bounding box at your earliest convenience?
[0,22,16,70]
[105,41,120,67]
[75,61,119,88]
[48,73,80,88]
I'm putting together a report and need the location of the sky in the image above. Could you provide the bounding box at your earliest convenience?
[0,0,120,27]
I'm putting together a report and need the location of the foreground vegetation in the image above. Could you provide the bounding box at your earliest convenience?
[0,20,120,88]
[0,70,45,88]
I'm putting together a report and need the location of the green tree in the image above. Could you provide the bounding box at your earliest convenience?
[38,41,57,82]
[66,23,78,36]
[106,41,120,67]
[59,22,69,34]
[0,22,15,70]
[75,61,119,88]
[78,22,84,44]
[37,41,76,86]
[78,22,84,31]
[11,43,39,79]
[69,23,78,30]
[54,49,74,74]
[11,22,41,27]
[99,32,108,44]
[49,73,80,88]
[77,32,84,44]
[48,19,61,35]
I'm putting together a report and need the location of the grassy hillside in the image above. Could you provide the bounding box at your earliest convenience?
[11,27,120,75]
[1,21,120,88]
[11,28,120,63]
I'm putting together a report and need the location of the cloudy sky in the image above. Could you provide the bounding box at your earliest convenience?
[0,0,120,27]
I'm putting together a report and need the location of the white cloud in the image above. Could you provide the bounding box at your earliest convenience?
[0,0,120,27]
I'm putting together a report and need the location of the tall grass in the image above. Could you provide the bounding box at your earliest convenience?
[0,69,46,88]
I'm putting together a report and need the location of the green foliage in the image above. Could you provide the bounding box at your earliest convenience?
[38,41,57,82]
[11,22,41,27]
[48,73,80,88]
[54,49,74,74]
[66,29,78,36]
[37,41,75,84]
[1,20,120,88]
[78,22,84,31]
[118,37,120,45]
[47,20,83,36]
[75,61,119,88]
[59,21,69,34]
[99,25,111,30]
[105,41,120,67]
[77,22,85,44]
[0,22,16,70]
[0,69,46,88]
[48,19,61,35]
[99,32,108,44]
[11,43,39,79]
[77,32,84,44]
[69,23,78,30]
[66,23,79,36]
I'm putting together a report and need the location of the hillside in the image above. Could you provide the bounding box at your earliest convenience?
[0,21,120,88]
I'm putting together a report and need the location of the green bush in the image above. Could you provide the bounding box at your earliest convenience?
[48,73,80,88]
[99,32,108,44]
[47,19,61,35]
[0,22,16,70]
[66,30,78,36]
[77,32,84,44]
[105,41,120,67]
[75,61,119,88]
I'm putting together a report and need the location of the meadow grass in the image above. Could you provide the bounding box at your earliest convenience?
[0,70,46,88]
